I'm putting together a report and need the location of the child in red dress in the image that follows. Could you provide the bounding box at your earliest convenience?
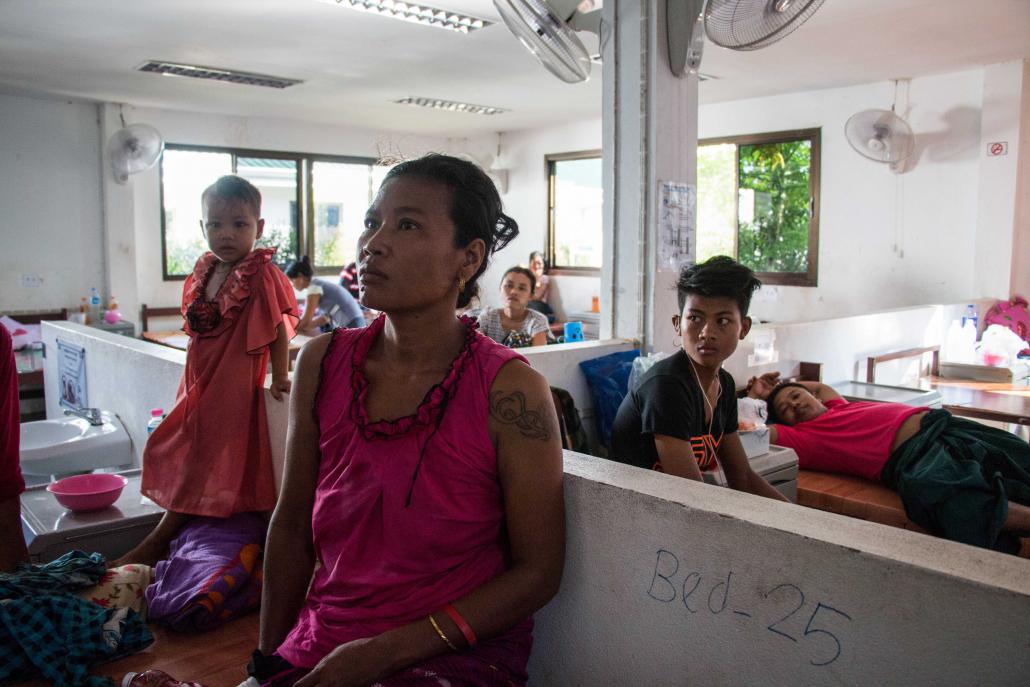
[115,176,298,568]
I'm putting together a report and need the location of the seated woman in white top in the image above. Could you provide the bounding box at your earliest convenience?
[285,256,364,335]
[474,267,549,348]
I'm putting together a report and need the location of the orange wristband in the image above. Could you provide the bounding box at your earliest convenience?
[443,604,477,647]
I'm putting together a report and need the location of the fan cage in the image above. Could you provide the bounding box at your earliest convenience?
[705,0,826,50]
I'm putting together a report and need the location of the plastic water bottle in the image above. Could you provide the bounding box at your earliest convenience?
[147,408,164,435]
[961,304,978,333]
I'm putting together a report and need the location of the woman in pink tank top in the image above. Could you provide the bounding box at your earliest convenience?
[254,154,566,687]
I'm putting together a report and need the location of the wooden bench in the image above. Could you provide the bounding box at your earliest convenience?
[797,469,1030,557]
[140,304,184,333]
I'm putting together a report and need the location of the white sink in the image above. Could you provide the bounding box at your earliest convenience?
[20,411,133,481]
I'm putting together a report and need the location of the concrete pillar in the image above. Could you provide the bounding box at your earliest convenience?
[602,0,699,350]
[99,103,142,333]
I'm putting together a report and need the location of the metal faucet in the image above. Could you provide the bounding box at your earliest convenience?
[64,407,104,426]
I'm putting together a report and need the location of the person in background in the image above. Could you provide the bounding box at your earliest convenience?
[748,374,1030,553]
[472,267,550,348]
[528,251,550,303]
[254,153,564,687]
[285,256,364,334]
[113,176,298,619]
[527,250,556,324]
[338,261,360,299]
[609,256,788,502]
[0,323,28,571]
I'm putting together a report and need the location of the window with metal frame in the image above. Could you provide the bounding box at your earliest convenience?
[545,150,603,272]
[696,128,820,287]
[159,144,381,279]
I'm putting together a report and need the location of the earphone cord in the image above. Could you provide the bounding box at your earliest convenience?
[687,355,722,438]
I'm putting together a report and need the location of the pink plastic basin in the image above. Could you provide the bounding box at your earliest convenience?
[47,473,128,512]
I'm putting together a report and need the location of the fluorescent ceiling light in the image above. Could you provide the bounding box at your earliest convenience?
[138,61,302,89]
[319,0,492,33]
[395,96,507,115]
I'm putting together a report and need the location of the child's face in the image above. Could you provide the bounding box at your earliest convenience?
[672,293,751,370]
[772,386,826,425]
[201,197,264,264]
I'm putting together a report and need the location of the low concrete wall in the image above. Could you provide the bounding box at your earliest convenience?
[531,453,1030,685]
[39,323,1030,683]
[42,321,183,464]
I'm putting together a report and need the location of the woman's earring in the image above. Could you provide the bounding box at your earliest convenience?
[458,276,466,293]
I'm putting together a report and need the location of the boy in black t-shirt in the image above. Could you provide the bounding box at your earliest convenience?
[610,256,788,502]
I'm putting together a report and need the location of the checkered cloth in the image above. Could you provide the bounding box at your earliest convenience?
[0,551,154,687]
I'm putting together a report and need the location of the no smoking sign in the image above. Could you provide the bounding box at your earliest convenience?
[987,141,1008,156]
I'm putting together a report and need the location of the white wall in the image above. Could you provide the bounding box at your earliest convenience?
[481,66,1027,327]
[0,92,104,313]
[462,120,603,315]
[703,69,989,322]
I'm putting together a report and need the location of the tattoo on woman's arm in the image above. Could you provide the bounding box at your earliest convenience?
[490,390,553,441]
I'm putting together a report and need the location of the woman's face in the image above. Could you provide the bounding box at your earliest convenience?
[501,272,533,310]
[358,177,483,312]
[530,255,545,276]
[290,275,310,291]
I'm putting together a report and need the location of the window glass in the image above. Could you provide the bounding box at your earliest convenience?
[549,155,603,270]
[696,131,818,286]
[236,157,299,266]
[737,139,812,274]
[311,161,372,269]
[161,149,232,277]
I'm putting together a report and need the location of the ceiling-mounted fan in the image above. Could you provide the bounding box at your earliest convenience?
[492,0,601,83]
[495,0,827,81]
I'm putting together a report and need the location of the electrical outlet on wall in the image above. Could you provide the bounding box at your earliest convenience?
[20,273,42,288]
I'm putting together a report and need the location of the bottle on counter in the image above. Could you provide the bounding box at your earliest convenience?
[961,304,978,337]
[78,297,91,325]
[146,408,165,435]
[89,287,102,322]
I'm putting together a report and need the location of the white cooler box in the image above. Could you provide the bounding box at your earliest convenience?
[702,444,799,502]
[20,469,164,563]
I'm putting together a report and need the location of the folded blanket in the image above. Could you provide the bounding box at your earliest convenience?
[146,512,267,631]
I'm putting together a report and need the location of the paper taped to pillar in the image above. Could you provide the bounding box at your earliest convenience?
[658,181,696,268]
[57,339,88,411]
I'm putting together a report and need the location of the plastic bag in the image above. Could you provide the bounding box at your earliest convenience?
[737,397,768,430]
[579,349,640,448]
[628,351,672,392]
[977,324,1027,367]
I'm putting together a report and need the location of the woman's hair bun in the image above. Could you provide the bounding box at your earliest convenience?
[492,214,518,254]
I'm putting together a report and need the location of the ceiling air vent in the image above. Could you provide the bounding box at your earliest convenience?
[138,61,303,89]
[395,97,507,115]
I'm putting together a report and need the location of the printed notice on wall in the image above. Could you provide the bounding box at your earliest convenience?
[658,181,696,268]
[57,339,88,411]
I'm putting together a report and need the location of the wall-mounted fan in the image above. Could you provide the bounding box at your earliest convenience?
[462,134,511,193]
[107,123,165,184]
[493,0,601,83]
[845,109,915,170]
[668,0,827,76]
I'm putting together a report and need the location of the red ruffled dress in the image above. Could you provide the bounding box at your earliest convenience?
[141,248,298,518]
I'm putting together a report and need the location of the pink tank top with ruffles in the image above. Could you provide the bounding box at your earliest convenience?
[277,315,533,669]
